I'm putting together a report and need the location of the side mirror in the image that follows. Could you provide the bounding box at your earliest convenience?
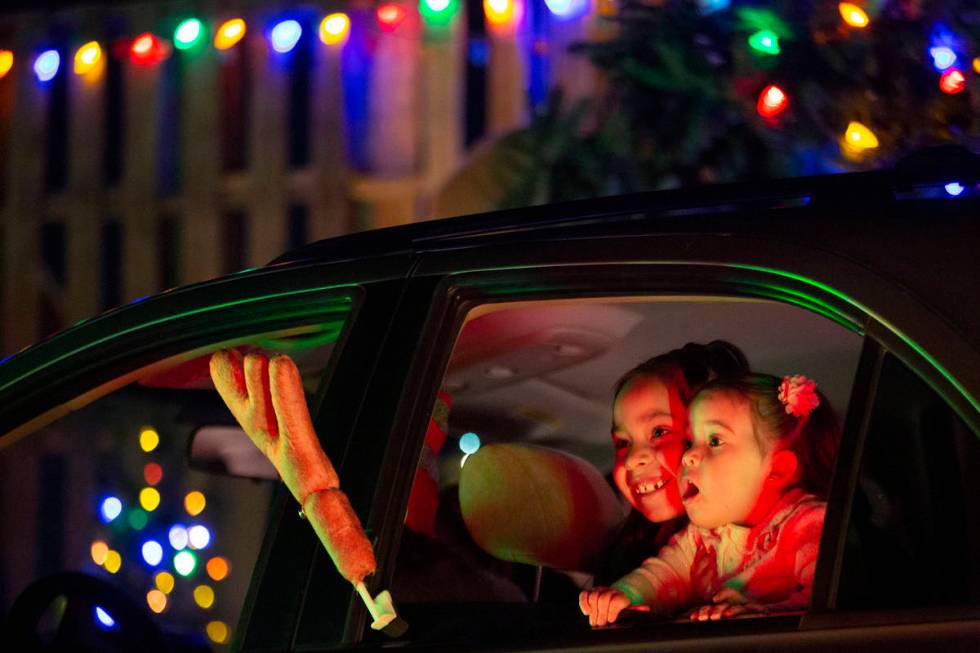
[188,426,278,481]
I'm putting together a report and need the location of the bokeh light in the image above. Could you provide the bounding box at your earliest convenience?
[139,487,161,512]
[73,41,101,75]
[169,524,189,550]
[206,620,229,644]
[215,18,246,50]
[748,30,780,56]
[543,0,588,20]
[484,0,519,31]
[945,182,965,196]
[91,540,109,565]
[141,540,164,566]
[930,46,956,71]
[184,491,206,516]
[128,508,149,530]
[174,18,204,50]
[95,606,116,628]
[757,84,788,119]
[174,550,197,576]
[146,589,167,613]
[377,4,407,32]
[270,19,302,53]
[459,432,481,454]
[139,426,160,452]
[104,550,122,574]
[130,34,168,65]
[188,525,211,550]
[144,462,163,486]
[33,50,60,82]
[155,571,175,594]
[193,584,215,609]
[0,50,14,79]
[939,68,965,94]
[206,556,230,581]
[319,14,350,45]
[838,3,869,28]
[100,496,123,523]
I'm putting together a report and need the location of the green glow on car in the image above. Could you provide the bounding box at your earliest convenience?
[0,288,354,395]
[732,264,979,413]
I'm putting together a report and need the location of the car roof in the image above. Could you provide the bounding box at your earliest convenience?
[272,170,980,346]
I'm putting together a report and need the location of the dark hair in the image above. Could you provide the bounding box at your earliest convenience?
[693,374,840,498]
[613,340,750,406]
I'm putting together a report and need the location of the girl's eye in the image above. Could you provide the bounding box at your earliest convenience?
[652,427,670,440]
[708,435,722,447]
[613,438,629,451]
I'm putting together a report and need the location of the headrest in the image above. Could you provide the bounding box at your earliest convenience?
[459,444,625,572]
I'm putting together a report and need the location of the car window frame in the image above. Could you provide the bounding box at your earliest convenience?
[0,255,416,652]
[328,234,979,649]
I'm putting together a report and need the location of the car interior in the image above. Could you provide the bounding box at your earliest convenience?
[21,295,980,650]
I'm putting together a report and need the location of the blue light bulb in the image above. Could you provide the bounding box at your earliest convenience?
[271,20,302,53]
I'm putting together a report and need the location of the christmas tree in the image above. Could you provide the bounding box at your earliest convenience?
[489,0,980,207]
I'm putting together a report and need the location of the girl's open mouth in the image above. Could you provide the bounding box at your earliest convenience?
[682,481,700,501]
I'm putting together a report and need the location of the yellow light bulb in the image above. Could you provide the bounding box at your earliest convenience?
[140,487,161,512]
[184,491,206,516]
[193,584,215,609]
[206,621,229,644]
[839,3,869,28]
[139,426,159,452]
[74,41,102,74]
[0,50,15,79]
[844,121,878,149]
[155,571,175,594]
[214,18,246,50]
[104,550,122,574]
[320,14,350,45]
[973,57,980,74]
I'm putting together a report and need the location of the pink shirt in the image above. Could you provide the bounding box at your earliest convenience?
[612,488,825,615]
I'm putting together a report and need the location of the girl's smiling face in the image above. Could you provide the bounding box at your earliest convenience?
[681,391,773,529]
[612,376,689,523]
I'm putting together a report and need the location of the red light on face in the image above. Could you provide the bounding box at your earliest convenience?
[130,33,168,65]
[757,84,788,119]
[939,68,966,94]
[377,4,407,31]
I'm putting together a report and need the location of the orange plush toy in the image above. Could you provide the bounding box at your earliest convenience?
[209,349,402,633]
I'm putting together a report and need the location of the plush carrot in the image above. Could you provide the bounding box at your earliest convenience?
[210,350,402,633]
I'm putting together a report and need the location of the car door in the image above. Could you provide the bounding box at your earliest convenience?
[0,252,414,651]
[289,202,979,650]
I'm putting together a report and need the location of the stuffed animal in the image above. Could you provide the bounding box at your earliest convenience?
[209,349,402,633]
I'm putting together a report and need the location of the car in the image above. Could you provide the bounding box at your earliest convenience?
[1,168,979,652]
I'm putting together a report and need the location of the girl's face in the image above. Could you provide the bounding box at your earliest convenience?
[681,392,773,529]
[612,376,688,523]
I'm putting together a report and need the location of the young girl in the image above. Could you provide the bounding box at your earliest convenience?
[594,341,749,584]
[581,373,839,626]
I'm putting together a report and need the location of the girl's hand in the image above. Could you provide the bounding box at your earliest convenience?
[579,587,642,627]
[688,587,766,621]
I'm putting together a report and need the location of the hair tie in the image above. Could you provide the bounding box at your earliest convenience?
[778,375,820,417]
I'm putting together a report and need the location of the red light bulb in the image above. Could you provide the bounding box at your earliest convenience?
[939,68,966,94]
[757,84,789,119]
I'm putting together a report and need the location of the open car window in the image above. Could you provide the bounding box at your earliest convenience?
[381,296,862,645]
[0,322,345,651]
[837,352,980,611]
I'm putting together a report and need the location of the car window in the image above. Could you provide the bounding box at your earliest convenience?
[836,352,980,610]
[0,323,344,650]
[381,296,862,645]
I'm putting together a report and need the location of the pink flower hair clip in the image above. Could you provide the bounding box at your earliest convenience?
[778,375,820,417]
